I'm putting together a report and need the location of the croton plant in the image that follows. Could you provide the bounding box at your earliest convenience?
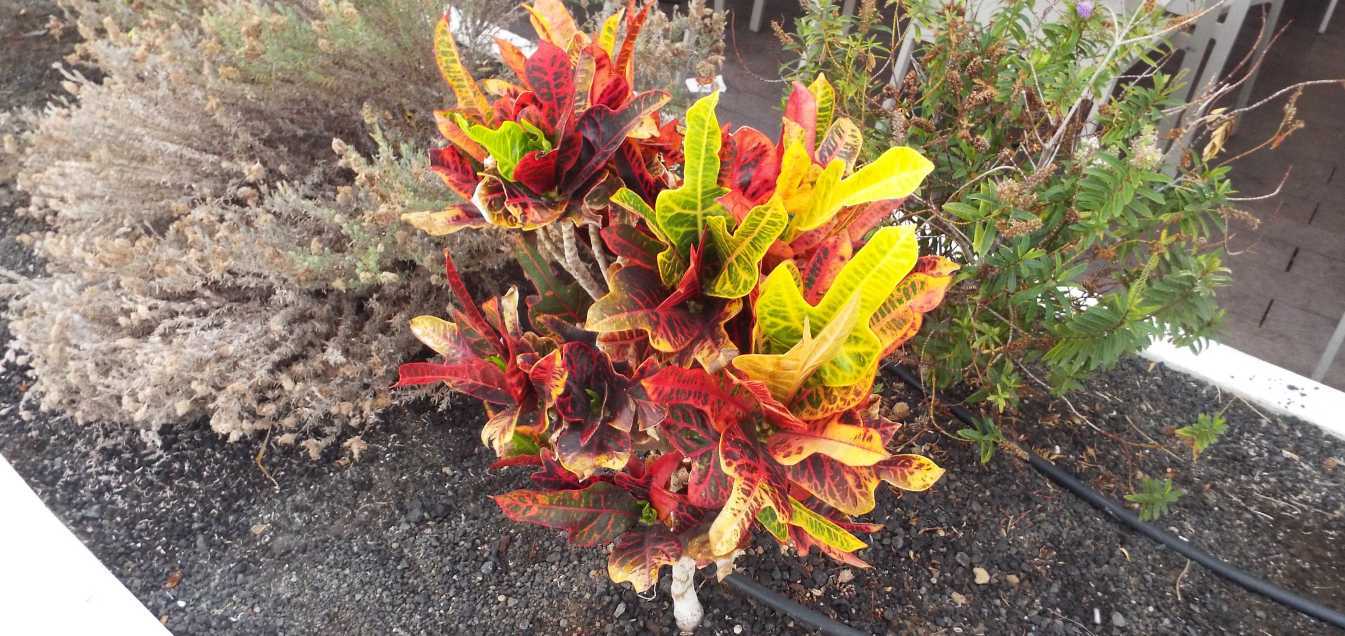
[397,1,957,629]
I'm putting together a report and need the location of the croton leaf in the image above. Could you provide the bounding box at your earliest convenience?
[514,235,590,324]
[566,90,671,196]
[815,117,863,173]
[688,449,732,508]
[434,12,490,121]
[663,404,718,458]
[766,419,890,467]
[427,145,480,199]
[870,255,960,355]
[703,199,789,299]
[608,187,686,284]
[553,416,633,481]
[494,36,530,79]
[394,361,511,405]
[707,423,792,555]
[808,74,836,139]
[467,120,552,181]
[523,41,576,138]
[873,454,945,492]
[781,81,818,155]
[650,92,729,283]
[755,225,920,387]
[607,525,683,593]
[785,453,879,516]
[493,481,640,547]
[402,204,488,236]
[708,478,770,556]
[789,368,876,420]
[524,0,581,49]
[834,146,934,210]
[719,126,781,215]
[408,315,474,362]
[733,295,860,402]
[642,366,802,433]
[615,0,651,82]
[788,497,867,553]
[434,110,489,162]
[596,8,624,57]
[586,261,741,373]
[756,505,789,543]
[784,145,933,238]
[600,222,664,272]
[530,448,585,490]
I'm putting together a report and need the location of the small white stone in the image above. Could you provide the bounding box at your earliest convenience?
[734,625,743,634]
[837,569,855,584]
[973,567,990,585]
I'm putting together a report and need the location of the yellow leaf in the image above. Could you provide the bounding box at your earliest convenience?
[708,480,766,556]
[767,419,890,467]
[875,454,945,492]
[597,9,624,57]
[755,225,919,387]
[834,146,933,209]
[733,295,860,401]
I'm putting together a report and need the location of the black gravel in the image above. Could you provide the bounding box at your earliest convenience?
[3,1,1344,634]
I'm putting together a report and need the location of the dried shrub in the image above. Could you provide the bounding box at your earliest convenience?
[2,0,518,440]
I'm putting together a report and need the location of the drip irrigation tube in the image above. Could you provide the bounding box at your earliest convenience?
[721,573,867,636]
[888,364,1345,632]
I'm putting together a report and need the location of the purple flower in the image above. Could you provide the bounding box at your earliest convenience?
[1076,0,1094,18]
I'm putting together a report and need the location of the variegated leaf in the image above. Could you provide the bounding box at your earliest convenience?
[874,454,945,492]
[608,526,683,593]
[766,419,890,467]
[493,482,640,547]
[703,198,788,299]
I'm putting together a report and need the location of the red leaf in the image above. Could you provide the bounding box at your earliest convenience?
[514,148,561,195]
[523,41,576,137]
[782,81,818,155]
[662,404,718,458]
[495,37,529,79]
[608,525,684,592]
[614,140,661,204]
[428,145,479,199]
[441,251,504,356]
[798,235,850,304]
[687,449,731,508]
[719,126,780,212]
[616,1,651,83]
[565,90,670,195]
[600,223,663,271]
[394,361,512,405]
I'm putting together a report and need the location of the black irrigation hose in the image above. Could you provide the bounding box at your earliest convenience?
[722,573,868,636]
[888,364,1345,632]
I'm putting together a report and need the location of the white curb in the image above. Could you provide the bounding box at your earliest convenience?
[1143,338,1345,441]
[0,455,170,635]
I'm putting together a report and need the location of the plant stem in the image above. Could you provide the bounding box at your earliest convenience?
[670,556,703,634]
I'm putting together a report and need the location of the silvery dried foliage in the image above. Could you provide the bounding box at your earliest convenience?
[1,0,518,441]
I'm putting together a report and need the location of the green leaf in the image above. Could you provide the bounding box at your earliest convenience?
[704,199,789,299]
[650,92,729,284]
[1174,412,1227,460]
[787,498,867,552]
[756,505,789,543]
[1124,478,1182,522]
[467,120,551,181]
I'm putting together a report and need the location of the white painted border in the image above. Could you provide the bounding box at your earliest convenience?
[1143,338,1345,441]
[0,456,171,635]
